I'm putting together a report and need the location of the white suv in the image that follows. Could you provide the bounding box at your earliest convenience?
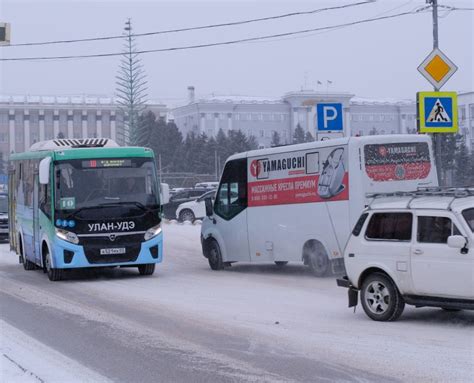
[338,188,474,321]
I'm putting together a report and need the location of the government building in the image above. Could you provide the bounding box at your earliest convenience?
[0,95,167,161]
[172,87,473,151]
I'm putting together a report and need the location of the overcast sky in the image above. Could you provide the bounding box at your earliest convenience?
[0,0,473,105]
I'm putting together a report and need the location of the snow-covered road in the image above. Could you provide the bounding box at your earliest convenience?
[1,222,473,382]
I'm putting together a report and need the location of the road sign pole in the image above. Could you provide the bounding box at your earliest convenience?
[430,0,443,185]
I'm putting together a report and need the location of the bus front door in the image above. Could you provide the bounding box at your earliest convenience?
[213,159,250,263]
[33,173,41,264]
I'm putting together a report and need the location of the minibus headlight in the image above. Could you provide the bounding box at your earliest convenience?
[144,224,162,241]
[55,228,79,245]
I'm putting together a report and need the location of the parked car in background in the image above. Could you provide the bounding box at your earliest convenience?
[176,190,216,222]
[195,182,219,189]
[337,188,474,321]
[162,188,212,219]
[170,187,187,195]
[0,192,8,241]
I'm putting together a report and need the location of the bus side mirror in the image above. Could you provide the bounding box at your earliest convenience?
[205,197,213,217]
[39,157,51,185]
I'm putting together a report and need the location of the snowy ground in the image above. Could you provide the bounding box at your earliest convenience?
[1,222,473,382]
[1,320,111,383]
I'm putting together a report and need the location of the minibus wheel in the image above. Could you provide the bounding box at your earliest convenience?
[43,248,63,281]
[207,240,224,270]
[304,241,329,277]
[138,264,155,276]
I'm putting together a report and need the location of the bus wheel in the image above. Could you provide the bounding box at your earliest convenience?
[207,240,224,271]
[275,261,288,267]
[20,241,35,271]
[138,264,155,276]
[304,242,329,277]
[43,249,63,281]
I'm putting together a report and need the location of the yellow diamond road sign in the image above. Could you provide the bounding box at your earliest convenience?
[418,48,457,89]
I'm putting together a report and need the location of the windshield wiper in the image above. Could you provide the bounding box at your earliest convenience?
[97,201,159,212]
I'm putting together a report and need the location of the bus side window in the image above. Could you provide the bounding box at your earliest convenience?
[214,158,247,220]
[39,183,52,218]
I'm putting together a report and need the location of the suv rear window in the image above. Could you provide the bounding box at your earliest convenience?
[365,213,412,241]
[352,213,369,236]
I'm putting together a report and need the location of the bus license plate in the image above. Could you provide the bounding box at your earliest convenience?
[100,248,126,255]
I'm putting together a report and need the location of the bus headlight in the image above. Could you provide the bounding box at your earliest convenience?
[55,228,79,245]
[144,224,162,241]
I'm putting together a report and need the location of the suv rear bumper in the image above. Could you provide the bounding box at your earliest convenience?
[337,276,359,308]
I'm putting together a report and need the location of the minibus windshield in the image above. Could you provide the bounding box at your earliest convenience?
[55,158,159,213]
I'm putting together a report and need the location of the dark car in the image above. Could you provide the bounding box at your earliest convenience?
[0,193,8,241]
[162,188,212,219]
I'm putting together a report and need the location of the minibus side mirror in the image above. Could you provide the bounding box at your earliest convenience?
[39,157,51,185]
[205,197,213,217]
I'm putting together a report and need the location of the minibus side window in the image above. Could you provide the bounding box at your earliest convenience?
[215,158,247,220]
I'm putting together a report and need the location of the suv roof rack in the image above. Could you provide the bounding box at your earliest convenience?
[29,138,119,151]
[366,187,474,210]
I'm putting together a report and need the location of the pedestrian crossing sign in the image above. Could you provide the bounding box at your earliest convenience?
[417,91,458,133]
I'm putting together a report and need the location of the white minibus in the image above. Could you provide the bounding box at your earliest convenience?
[201,135,438,276]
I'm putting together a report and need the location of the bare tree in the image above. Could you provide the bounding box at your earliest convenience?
[115,19,148,145]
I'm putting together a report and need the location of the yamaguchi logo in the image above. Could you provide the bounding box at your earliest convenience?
[250,160,262,177]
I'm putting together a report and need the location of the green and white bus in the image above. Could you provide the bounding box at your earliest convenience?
[9,138,163,281]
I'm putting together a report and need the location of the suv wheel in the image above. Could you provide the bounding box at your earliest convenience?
[179,209,195,222]
[361,272,405,321]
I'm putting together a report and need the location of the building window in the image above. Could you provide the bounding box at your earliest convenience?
[251,113,259,121]
[469,104,474,121]
[0,133,7,143]
[259,130,264,137]
[459,106,466,121]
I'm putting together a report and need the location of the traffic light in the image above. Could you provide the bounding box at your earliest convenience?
[0,23,11,46]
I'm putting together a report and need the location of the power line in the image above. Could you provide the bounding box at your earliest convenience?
[0,11,421,62]
[1,8,469,62]
[2,1,374,48]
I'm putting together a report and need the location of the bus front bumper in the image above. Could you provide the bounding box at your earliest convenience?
[52,233,163,269]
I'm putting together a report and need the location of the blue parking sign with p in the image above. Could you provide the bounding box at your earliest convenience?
[317,103,343,131]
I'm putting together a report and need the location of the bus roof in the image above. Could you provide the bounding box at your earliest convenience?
[227,134,432,162]
[10,146,155,161]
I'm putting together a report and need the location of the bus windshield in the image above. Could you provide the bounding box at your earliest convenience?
[55,157,159,213]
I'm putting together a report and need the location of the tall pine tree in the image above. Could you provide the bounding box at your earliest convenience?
[115,19,148,145]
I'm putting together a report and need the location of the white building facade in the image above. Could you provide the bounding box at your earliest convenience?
[458,91,474,152]
[0,95,167,160]
[172,87,421,149]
